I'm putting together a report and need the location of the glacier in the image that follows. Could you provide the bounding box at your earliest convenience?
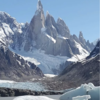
[0,82,99,100]
[9,45,88,74]
[0,80,46,91]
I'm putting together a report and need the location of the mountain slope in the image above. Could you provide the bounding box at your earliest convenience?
[56,41,100,87]
[87,40,100,58]
[0,43,44,81]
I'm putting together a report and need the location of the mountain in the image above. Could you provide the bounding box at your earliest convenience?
[87,40,100,58]
[93,38,100,45]
[0,0,95,74]
[0,43,44,81]
[56,41,100,87]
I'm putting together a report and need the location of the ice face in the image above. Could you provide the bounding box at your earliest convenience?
[60,83,100,100]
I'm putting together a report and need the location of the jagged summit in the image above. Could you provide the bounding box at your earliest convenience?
[46,11,50,17]
[35,0,44,17]
[37,0,43,10]
[0,11,10,17]
[79,31,86,44]
[0,1,95,74]
[79,31,83,38]
[0,11,15,23]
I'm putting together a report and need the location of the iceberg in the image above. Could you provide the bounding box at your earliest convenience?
[60,83,100,100]
[13,96,55,100]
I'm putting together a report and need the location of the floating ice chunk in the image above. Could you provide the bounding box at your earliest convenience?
[72,95,91,100]
[13,96,55,100]
[60,83,100,100]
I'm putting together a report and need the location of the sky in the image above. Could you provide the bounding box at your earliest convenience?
[0,0,99,42]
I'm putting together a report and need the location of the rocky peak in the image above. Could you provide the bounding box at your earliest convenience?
[27,0,45,38]
[86,40,91,48]
[72,34,81,44]
[57,18,66,26]
[56,18,70,38]
[0,11,15,25]
[35,0,44,17]
[37,0,43,10]
[45,11,52,27]
[79,31,83,39]
[79,31,86,44]
[87,40,90,44]
[23,0,45,51]
[79,31,95,52]
[45,11,57,28]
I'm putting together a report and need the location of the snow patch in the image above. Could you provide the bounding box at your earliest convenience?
[74,40,89,55]
[0,27,6,38]
[67,40,89,62]
[2,23,14,36]
[41,27,56,43]
[0,80,15,83]
[45,34,56,43]
[52,25,56,29]
[57,35,68,40]
[44,74,57,78]
[16,60,21,66]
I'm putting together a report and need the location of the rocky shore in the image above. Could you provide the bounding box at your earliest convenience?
[0,87,63,97]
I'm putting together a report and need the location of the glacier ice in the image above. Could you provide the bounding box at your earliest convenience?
[13,96,55,100]
[60,83,100,100]
[0,80,46,91]
[72,95,91,100]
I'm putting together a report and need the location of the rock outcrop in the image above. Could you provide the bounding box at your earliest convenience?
[0,44,44,80]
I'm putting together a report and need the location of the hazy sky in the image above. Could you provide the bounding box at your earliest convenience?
[0,0,99,42]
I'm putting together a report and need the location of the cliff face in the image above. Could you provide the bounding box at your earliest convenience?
[20,1,92,58]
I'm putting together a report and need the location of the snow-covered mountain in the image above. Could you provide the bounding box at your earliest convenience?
[0,0,95,74]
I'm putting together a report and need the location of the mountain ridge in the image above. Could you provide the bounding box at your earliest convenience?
[55,41,100,87]
[0,0,95,74]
